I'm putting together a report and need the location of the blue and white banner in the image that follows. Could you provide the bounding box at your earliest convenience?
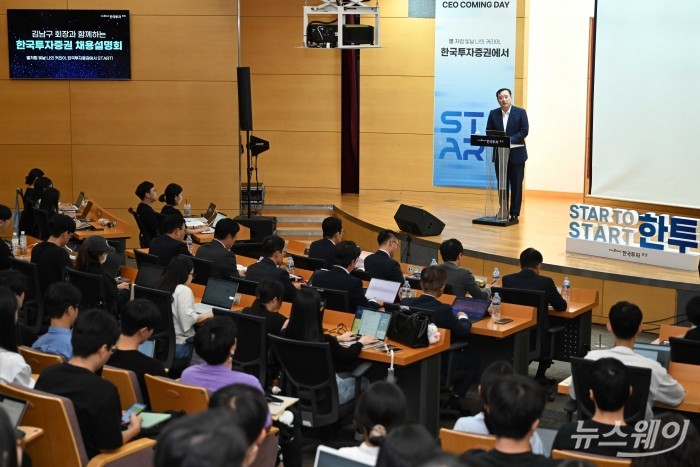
[433,1,516,187]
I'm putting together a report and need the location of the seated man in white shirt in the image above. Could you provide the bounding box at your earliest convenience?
[570,300,684,419]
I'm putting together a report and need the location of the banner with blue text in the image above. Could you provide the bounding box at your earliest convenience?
[433,1,516,187]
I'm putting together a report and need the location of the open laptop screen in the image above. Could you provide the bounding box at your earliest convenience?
[201,278,239,309]
[633,343,671,369]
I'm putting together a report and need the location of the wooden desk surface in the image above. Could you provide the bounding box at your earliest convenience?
[19,426,43,445]
[191,224,251,243]
[658,324,688,344]
[72,199,131,241]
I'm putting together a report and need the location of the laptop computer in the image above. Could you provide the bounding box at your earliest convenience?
[314,445,373,467]
[62,191,85,212]
[451,295,492,323]
[343,307,392,349]
[135,262,165,287]
[633,342,671,369]
[0,393,28,438]
[195,278,239,314]
[364,278,402,303]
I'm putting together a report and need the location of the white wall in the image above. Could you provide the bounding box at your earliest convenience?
[526,0,594,193]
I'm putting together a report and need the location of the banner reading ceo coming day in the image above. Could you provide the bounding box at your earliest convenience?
[433,1,516,188]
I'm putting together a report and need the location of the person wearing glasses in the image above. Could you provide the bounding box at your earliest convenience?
[31,282,82,360]
[36,309,143,458]
[363,229,404,284]
[149,215,192,267]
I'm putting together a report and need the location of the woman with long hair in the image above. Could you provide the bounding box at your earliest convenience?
[158,183,206,234]
[38,187,60,219]
[241,278,288,336]
[153,255,212,359]
[22,168,44,206]
[0,286,33,387]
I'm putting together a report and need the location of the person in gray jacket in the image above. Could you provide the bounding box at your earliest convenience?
[437,239,490,299]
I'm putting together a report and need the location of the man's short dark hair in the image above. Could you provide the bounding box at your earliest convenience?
[0,270,27,297]
[322,217,343,238]
[213,218,240,241]
[686,296,700,327]
[478,360,514,403]
[71,309,119,358]
[420,266,446,294]
[121,299,161,336]
[48,214,76,237]
[0,205,11,222]
[44,283,81,320]
[486,374,545,440]
[333,240,361,268]
[377,229,398,246]
[608,301,642,340]
[135,181,154,200]
[496,88,512,98]
[519,247,543,269]
[261,235,285,258]
[589,358,631,412]
[209,384,268,445]
[439,239,463,262]
[161,215,185,235]
[194,316,238,365]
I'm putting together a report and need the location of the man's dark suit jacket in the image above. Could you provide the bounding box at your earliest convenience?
[308,238,335,270]
[244,257,296,302]
[195,239,240,280]
[364,250,404,284]
[400,294,471,342]
[485,105,529,164]
[501,268,567,311]
[136,202,161,242]
[310,266,369,312]
[149,235,191,267]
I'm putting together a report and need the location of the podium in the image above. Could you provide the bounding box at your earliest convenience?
[470,134,518,227]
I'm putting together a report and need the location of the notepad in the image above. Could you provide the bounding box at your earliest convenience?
[140,412,172,429]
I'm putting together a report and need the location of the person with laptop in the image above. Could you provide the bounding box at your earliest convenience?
[400,266,478,412]
[30,214,76,294]
[0,286,33,388]
[149,215,192,266]
[0,204,14,271]
[158,183,208,235]
[363,230,404,284]
[135,180,162,242]
[308,216,344,270]
[195,217,242,280]
[570,301,684,419]
[438,238,491,300]
[245,235,298,302]
[31,282,81,360]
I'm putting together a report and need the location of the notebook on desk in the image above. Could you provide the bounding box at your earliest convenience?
[451,295,492,323]
[364,278,401,303]
[195,278,239,314]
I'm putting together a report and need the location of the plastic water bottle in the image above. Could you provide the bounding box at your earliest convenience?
[430,258,438,266]
[11,232,19,256]
[491,292,502,322]
[183,199,191,217]
[562,277,571,301]
[287,256,295,276]
[492,267,500,284]
[19,231,27,255]
[185,235,193,253]
[400,280,412,300]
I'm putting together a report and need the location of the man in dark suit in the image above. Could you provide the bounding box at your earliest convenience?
[149,215,191,266]
[195,218,240,280]
[502,247,567,380]
[244,234,297,302]
[401,266,478,411]
[308,216,343,270]
[134,181,163,243]
[486,88,529,222]
[363,229,404,283]
[310,240,378,312]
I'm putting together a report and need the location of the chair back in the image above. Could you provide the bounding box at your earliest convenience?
[185,254,214,286]
[288,253,326,272]
[133,249,160,268]
[18,346,64,374]
[10,258,45,334]
[439,428,495,454]
[551,449,631,466]
[311,286,351,313]
[134,262,165,287]
[64,269,107,310]
[232,241,263,259]
[492,287,548,360]
[230,276,260,296]
[226,311,268,385]
[133,285,176,369]
[128,207,150,248]
[669,336,700,365]
[269,334,343,428]
[33,208,50,241]
[569,356,652,424]
[144,374,209,414]
[102,365,143,410]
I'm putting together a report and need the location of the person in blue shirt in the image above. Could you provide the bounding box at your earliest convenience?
[32,282,81,360]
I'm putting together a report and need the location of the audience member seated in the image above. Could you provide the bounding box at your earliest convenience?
[31,214,75,293]
[684,295,700,340]
[245,235,297,302]
[0,286,33,387]
[74,236,130,318]
[376,424,438,467]
[438,238,490,300]
[337,381,408,465]
[0,205,13,270]
[159,183,207,235]
[0,270,35,347]
[195,218,241,280]
[310,240,380,311]
[31,282,81,360]
[21,167,44,207]
[241,278,288,336]
[401,266,478,411]
[633,413,700,467]
[35,309,142,458]
[553,357,635,456]
[454,360,545,455]
[464,374,559,466]
[363,229,404,284]
[149,215,192,266]
[18,169,45,237]
[153,256,213,360]
[283,287,376,404]
[108,299,168,407]
[502,247,567,381]
[135,180,161,241]
[571,301,684,419]
[154,408,248,467]
[38,186,60,219]
[308,216,344,270]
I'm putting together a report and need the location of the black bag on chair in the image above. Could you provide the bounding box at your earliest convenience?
[387,309,430,348]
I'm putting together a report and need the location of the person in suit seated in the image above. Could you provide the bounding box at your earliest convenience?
[308,216,343,269]
[149,215,192,267]
[244,235,298,302]
[400,266,478,411]
[135,181,162,243]
[195,218,241,280]
[30,214,75,294]
[363,229,404,284]
[31,282,81,360]
[438,238,490,300]
[310,240,380,312]
[158,183,208,235]
[0,205,13,270]
[684,296,700,340]
[502,247,567,381]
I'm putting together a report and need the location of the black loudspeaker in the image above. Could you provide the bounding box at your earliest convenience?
[237,67,253,131]
[393,204,445,237]
[234,215,277,242]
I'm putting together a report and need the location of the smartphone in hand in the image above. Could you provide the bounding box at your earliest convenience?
[122,402,146,424]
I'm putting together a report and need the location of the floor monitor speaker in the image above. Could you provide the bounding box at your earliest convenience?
[393,204,445,237]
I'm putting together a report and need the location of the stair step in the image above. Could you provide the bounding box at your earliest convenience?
[277,227,321,237]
